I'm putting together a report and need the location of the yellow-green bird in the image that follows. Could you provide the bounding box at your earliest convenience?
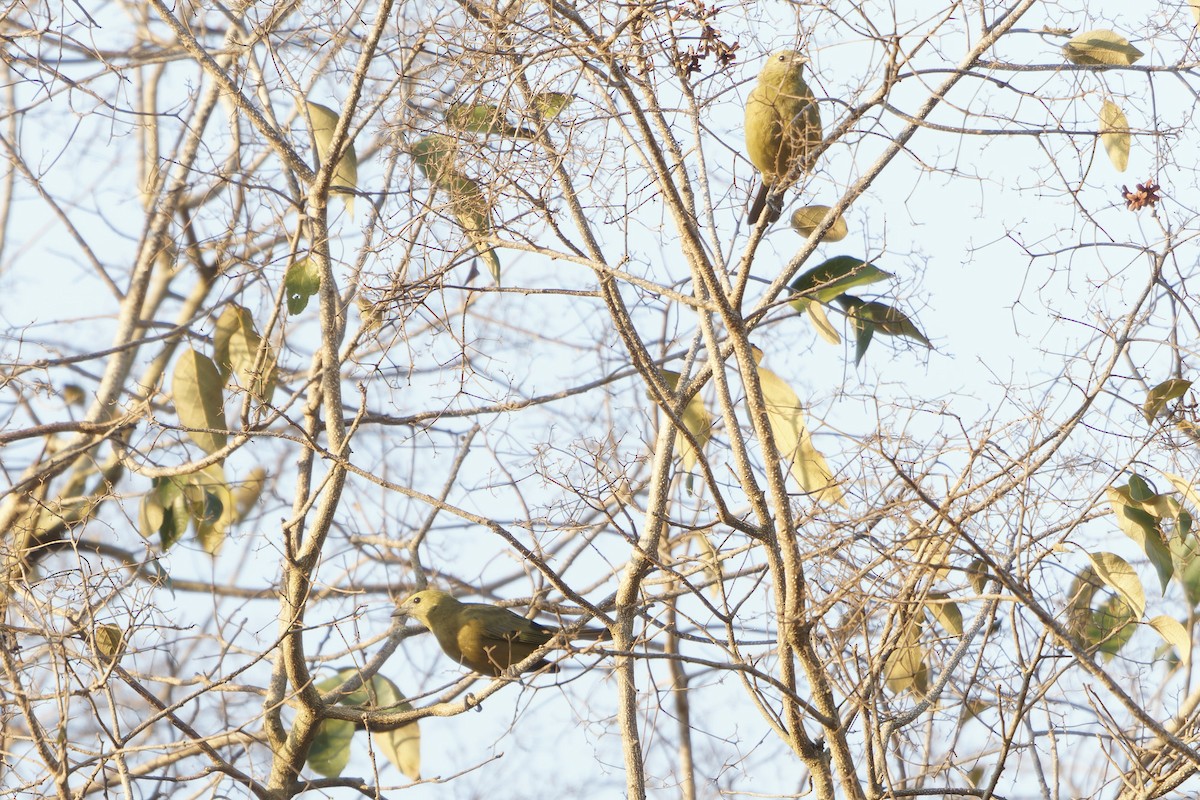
[744,50,822,225]
[395,588,610,676]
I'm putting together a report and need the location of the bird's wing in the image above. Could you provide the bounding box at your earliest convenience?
[462,605,556,645]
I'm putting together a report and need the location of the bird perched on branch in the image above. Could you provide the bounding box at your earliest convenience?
[395,588,610,676]
[744,49,823,225]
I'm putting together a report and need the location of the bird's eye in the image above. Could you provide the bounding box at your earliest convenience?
[412,597,421,605]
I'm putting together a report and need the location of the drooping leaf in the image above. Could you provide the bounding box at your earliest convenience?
[1105,484,1172,593]
[1147,615,1191,666]
[62,384,86,406]
[92,624,125,663]
[366,676,420,780]
[139,488,165,539]
[213,304,253,382]
[307,100,358,214]
[792,297,840,344]
[192,463,234,556]
[1126,472,1154,503]
[233,466,267,519]
[1062,30,1144,66]
[966,558,990,594]
[1091,594,1137,657]
[884,623,928,694]
[1170,533,1200,608]
[925,594,963,636]
[756,364,843,505]
[226,311,277,403]
[789,205,849,242]
[1086,551,1146,618]
[357,295,384,333]
[285,257,321,315]
[837,295,931,364]
[411,136,501,284]
[313,670,420,780]
[1143,378,1191,420]
[154,476,190,550]
[172,348,228,455]
[445,103,536,139]
[1099,101,1130,173]
[789,256,891,306]
[309,719,355,777]
[661,370,713,473]
[531,91,573,121]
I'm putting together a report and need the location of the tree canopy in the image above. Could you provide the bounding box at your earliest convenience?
[3,1,1200,798]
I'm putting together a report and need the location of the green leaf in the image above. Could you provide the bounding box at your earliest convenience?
[285,257,322,315]
[1148,615,1191,666]
[1143,378,1191,420]
[1171,533,1200,608]
[789,205,849,242]
[839,295,932,347]
[309,719,355,777]
[789,256,892,305]
[756,364,844,505]
[155,476,190,550]
[1062,30,1145,66]
[409,135,458,183]
[1091,594,1137,657]
[445,103,536,139]
[307,100,359,214]
[661,370,713,473]
[531,91,573,121]
[1086,551,1146,618]
[1127,473,1154,503]
[192,464,234,556]
[1099,101,1130,173]
[1105,484,1172,592]
[172,348,228,455]
[314,670,421,780]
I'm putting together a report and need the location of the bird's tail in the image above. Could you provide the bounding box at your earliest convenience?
[749,183,783,225]
[572,625,612,641]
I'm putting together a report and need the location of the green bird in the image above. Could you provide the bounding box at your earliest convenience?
[744,50,822,225]
[395,589,610,676]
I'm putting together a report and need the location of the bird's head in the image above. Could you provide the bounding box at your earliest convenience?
[394,588,454,627]
[760,49,808,81]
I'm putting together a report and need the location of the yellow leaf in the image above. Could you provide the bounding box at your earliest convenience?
[660,371,713,472]
[1099,100,1130,173]
[756,364,843,505]
[1086,551,1145,618]
[1062,30,1144,66]
[307,100,359,214]
[1148,614,1191,666]
[1143,378,1191,420]
[789,205,848,242]
[800,298,841,344]
[172,348,228,454]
